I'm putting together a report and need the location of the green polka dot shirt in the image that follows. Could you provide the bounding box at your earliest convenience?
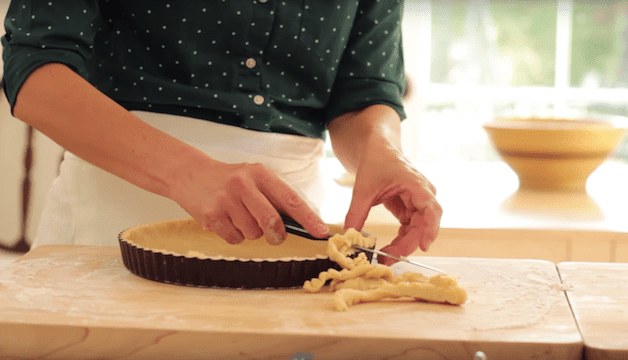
[2,0,406,139]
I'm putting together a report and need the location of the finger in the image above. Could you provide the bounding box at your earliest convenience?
[229,202,264,240]
[378,182,433,226]
[383,196,411,224]
[427,180,437,196]
[418,199,442,251]
[399,186,434,214]
[397,190,442,251]
[379,201,442,264]
[222,164,287,245]
[377,249,400,266]
[203,216,245,245]
[240,189,286,245]
[409,181,439,211]
[420,174,438,196]
[343,186,375,231]
[276,188,328,238]
[380,225,424,261]
[262,212,286,245]
[257,174,329,239]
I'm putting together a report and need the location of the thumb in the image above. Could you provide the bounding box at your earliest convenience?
[344,192,372,231]
[377,244,402,266]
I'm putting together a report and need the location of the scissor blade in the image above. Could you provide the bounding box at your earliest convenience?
[352,245,447,274]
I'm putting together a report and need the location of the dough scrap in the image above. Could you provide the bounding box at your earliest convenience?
[304,229,467,311]
[333,273,468,311]
[326,229,376,270]
[303,262,394,293]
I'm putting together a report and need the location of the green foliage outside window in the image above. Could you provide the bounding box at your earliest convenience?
[572,0,628,87]
[491,0,557,86]
[430,0,628,88]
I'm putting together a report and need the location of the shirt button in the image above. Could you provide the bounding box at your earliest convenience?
[253,95,265,105]
[259,0,268,3]
[245,58,257,69]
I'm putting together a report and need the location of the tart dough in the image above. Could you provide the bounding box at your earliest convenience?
[304,229,467,311]
[119,218,366,289]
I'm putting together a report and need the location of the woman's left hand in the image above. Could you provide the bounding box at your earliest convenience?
[343,138,442,266]
[328,104,442,265]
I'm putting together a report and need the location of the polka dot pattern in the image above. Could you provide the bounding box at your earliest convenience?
[2,0,406,139]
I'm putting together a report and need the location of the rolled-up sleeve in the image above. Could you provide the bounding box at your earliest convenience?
[2,0,102,110]
[325,0,406,121]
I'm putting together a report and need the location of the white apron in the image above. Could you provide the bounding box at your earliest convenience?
[33,111,326,247]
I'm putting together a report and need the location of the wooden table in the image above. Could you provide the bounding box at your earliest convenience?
[0,245,582,360]
[558,262,628,360]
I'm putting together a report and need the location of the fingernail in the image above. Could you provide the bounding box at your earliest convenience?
[315,223,330,236]
[229,235,245,245]
[267,229,284,245]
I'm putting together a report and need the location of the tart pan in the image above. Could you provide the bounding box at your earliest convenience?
[118,218,375,289]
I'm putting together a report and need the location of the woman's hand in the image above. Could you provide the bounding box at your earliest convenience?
[328,104,442,265]
[170,158,330,245]
[344,140,442,265]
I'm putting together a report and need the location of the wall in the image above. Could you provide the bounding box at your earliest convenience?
[0,93,63,246]
[0,0,64,248]
[0,0,59,247]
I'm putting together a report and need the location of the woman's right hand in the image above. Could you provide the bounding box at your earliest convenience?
[170,158,330,245]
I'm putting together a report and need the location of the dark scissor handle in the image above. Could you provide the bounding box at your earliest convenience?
[280,214,330,241]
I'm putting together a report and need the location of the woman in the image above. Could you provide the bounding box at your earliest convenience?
[2,1,441,264]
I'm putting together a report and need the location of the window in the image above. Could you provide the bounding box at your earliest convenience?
[399,0,628,163]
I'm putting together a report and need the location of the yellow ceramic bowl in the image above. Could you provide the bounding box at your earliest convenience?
[483,117,628,192]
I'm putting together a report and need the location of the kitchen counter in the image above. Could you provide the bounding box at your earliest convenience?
[0,245,582,360]
[557,261,628,360]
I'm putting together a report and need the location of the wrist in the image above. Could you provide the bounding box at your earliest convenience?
[165,146,218,203]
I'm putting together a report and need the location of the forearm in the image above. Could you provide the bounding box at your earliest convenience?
[13,63,330,244]
[327,104,403,173]
[13,63,211,200]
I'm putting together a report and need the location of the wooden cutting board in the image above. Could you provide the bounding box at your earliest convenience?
[557,262,628,360]
[0,245,582,360]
